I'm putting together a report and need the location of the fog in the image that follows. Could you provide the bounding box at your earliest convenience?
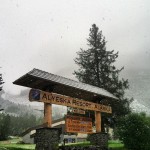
[0,0,150,98]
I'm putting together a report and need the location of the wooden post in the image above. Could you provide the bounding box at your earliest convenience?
[44,103,52,127]
[95,111,101,132]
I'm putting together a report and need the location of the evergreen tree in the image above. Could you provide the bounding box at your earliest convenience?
[74,24,132,130]
[0,70,4,91]
[0,114,11,140]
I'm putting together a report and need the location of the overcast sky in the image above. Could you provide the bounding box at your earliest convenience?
[0,0,150,95]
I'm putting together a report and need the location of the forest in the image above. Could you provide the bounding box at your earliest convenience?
[0,112,42,140]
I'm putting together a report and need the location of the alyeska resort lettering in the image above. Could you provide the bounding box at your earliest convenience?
[41,92,112,113]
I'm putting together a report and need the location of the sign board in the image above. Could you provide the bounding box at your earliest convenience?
[29,89,112,113]
[72,108,85,115]
[65,115,92,134]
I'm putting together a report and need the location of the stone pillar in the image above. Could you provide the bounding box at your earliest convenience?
[34,128,61,150]
[88,132,108,150]
[44,103,52,127]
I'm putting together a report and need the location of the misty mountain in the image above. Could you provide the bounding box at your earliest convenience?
[124,69,150,114]
[131,99,150,115]
[0,90,43,117]
[0,90,67,119]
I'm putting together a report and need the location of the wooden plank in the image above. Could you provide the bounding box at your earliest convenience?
[95,111,101,132]
[65,115,93,134]
[44,103,52,127]
[29,89,112,113]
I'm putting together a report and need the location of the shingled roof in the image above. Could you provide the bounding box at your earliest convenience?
[13,68,117,102]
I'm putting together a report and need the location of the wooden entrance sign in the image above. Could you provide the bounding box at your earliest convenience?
[29,89,112,132]
[29,89,112,113]
[65,115,92,134]
[13,68,116,149]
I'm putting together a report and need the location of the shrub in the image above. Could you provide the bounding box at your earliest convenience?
[116,113,150,150]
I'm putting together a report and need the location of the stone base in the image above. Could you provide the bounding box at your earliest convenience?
[88,132,108,150]
[34,127,61,150]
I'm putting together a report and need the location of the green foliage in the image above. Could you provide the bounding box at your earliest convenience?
[10,113,38,136]
[0,113,42,140]
[52,142,59,150]
[0,113,11,140]
[74,24,132,129]
[116,113,150,150]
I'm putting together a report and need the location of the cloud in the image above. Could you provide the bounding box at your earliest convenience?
[0,0,150,97]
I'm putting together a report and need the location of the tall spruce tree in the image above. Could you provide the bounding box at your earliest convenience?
[74,24,132,129]
[0,73,4,91]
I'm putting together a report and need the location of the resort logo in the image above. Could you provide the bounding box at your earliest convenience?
[29,89,40,101]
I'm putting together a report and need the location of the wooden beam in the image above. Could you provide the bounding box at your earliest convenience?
[95,111,101,132]
[44,103,52,127]
[29,89,112,113]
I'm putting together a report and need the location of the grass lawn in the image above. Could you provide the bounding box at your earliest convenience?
[64,140,125,150]
[0,144,35,150]
[0,138,35,150]
[108,140,126,150]
[0,138,125,150]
